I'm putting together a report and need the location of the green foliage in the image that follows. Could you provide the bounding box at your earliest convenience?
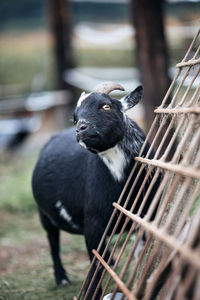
[0,31,133,96]
[74,47,136,68]
[0,33,56,95]
[0,47,50,86]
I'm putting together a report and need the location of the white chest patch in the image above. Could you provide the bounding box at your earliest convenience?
[99,146,127,182]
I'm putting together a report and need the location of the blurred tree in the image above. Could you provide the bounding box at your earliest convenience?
[131,0,170,128]
[48,0,75,91]
[131,0,175,158]
[48,0,78,119]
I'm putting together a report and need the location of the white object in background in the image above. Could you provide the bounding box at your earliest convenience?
[103,292,127,300]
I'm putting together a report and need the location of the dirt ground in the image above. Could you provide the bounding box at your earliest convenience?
[0,211,89,300]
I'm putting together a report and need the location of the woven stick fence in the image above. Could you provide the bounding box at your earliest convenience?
[75,29,200,300]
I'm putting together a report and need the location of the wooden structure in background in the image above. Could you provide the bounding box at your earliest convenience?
[48,0,75,91]
[75,29,200,300]
[131,0,172,156]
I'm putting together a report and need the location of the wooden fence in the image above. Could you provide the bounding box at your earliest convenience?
[75,28,200,300]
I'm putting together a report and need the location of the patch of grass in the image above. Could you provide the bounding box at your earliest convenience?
[0,269,84,300]
[0,153,37,213]
[0,152,89,298]
[0,148,88,299]
[0,273,82,300]
[0,211,39,245]
[0,211,88,300]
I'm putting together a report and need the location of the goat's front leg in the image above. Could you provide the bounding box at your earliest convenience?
[39,211,70,285]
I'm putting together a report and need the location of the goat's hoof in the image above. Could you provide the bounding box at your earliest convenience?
[60,278,70,286]
[56,275,70,286]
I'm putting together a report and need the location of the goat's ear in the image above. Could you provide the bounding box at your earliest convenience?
[120,85,143,112]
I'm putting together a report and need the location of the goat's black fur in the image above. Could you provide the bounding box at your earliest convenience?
[32,85,161,299]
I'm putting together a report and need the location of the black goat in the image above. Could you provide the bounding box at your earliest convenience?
[32,82,160,299]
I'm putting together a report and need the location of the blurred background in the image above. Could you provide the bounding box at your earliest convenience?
[0,0,199,298]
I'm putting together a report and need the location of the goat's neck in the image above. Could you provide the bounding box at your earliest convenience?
[120,117,146,159]
[99,117,145,182]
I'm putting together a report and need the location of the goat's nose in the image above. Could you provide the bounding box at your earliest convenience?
[76,122,88,133]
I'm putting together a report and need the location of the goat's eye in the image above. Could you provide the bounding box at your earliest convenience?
[102,104,111,111]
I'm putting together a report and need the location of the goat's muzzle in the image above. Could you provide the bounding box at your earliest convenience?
[76,122,88,134]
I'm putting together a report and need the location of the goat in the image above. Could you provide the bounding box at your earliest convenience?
[32,82,161,299]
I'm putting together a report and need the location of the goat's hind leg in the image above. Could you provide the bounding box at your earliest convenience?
[39,210,70,285]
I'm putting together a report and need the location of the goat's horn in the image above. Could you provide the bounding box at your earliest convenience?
[93,82,125,94]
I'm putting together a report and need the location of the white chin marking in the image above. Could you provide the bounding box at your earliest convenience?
[79,141,88,149]
[99,145,127,182]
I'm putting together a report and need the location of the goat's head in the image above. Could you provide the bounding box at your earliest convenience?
[73,82,143,153]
